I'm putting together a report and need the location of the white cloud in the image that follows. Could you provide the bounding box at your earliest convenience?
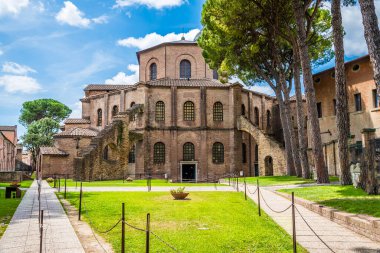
[105,64,139,84]
[0,75,41,93]
[56,1,107,28]
[69,102,82,118]
[117,29,200,50]
[2,62,36,75]
[114,0,185,9]
[0,0,29,17]
[0,50,3,56]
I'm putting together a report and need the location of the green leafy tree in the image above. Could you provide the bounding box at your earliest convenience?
[19,98,72,127]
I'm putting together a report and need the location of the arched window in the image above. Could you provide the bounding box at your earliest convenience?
[130,102,136,121]
[112,105,119,117]
[128,145,135,163]
[155,101,165,122]
[153,142,165,164]
[241,104,246,116]
[242,143,247,163]
[97,109,102,126]
[180,60,191,79]
[212,142,224,164]
[266,110,271,128]
[213,102,223,121]
[183,142,195,161]
[103,145,109,160]
[150,63,157,80]
[183,101,195,121]
[254,107,259,126]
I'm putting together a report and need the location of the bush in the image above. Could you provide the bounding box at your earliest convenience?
[170,187,186,194]
[46,177,54,183]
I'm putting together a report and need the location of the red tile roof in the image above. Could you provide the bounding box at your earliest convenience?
[55,127,98,137]
[40,147,68,156]
[64,118,91,124]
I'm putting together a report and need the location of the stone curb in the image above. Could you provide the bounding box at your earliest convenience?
[275,191,380,242]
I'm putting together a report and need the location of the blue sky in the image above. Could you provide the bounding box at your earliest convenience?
[0,0,378,138]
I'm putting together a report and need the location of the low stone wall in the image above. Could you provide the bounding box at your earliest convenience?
[276,191,380,242]
[0,171,23,182]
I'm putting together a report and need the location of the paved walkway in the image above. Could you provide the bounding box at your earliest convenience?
[0,180,84,253]
[239,183,380,253]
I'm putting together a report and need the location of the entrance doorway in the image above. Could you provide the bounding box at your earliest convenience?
[264,156,273,176]
[181,163,196,182]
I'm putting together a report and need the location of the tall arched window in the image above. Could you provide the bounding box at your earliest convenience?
[212,142,224,164]
[254,107,259,126]
[153,142,165,164]
[112,105,119,117]
[155,101,165,122]
[128,145,135,163]
[241,104,246,116]
[183,101,195,121]
[130,102,136,121]
[242,143,247,163]
[97,109,102,126]
[266,110,271,128]
[213,102,223,121]
[180,59,191,79]
[150,63,157,80]
[183,142,195,161]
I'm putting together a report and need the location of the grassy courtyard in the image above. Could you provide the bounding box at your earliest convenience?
[49,179,218,188]
[0,180,34,188]
[279,185,380,218]
[235,176,339,187]
[61,191,306,253]
[0,190,24,238]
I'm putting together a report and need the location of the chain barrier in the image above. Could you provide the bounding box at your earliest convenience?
[246,185,258,195]
[295,206,335,253]
[150,231,181,252]
[123,221,147,232]
[259,191,292,214]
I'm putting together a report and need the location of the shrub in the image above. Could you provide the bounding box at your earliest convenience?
[46,177,54,183]
[170,187,186,194]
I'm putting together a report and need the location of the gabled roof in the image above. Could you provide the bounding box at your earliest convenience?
[146,78,234,88]
[84,84,133,91]
[64,118,91,124]
[40,147,68,156]
[55,127,98,138]
[0,125,17,131]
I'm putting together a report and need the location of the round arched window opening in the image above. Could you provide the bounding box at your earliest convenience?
[331,72,335,79]
[352,64,360,72]
[314,77,321,84]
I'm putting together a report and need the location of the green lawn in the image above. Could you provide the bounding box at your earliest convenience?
[0,180,34,188]
[279,185,380,217]
[49,179,218,188]
[61,191,306,253]
[0,190,24,238]
[233,176,339,187]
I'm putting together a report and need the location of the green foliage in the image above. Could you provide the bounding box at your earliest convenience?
[19,98,71,127]
[240,176,338,186]
[170,187,186,194]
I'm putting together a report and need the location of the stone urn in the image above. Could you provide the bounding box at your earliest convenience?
[170,187,189,200]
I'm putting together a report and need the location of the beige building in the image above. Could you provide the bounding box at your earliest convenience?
[40,39,288,181]
[0,126,17,172]
[312,55,380,175]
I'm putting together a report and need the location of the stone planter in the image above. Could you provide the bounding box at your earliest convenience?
[171,192,189,200]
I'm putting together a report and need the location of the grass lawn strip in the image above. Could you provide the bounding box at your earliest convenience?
[0,180,34,188]
[279,185,380,218]
[238,176,339,187]
[0,189,24,238]
[61,191,306,253]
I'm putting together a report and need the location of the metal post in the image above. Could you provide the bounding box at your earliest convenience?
[39,210,44,253]
[76,180,78,189]
[228,177,230,186]
[146,213,150,253]
[236,177,239,192]
[78,181,83,221]
[244,179,247,200]
[54,175,56,188]
[58,177,61,193]
[292,192,297,253]
[121,203,125,253]
[64,175,67,199]
[257,179,261,216]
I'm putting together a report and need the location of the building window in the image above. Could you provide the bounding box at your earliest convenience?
[254,107,259,126]
[150,63,157,81]
[213,69,219,80]
[317,102,322,118]
[155,101,165,122]
[352,64,360,72]
[130,102,136,121]
[333,99,336,115]
[183,142,195,161]
[97,109,102,126]
[242,143,247,163]
[213,102,223,121]
[241,104,246,116]
[103,146,109,160]
[212,142,224,164]
[112,105,119,117]
[183,101,195,121]
[373,89,379,108]
[128,145,135,163]
[304,116,308,128]
[354,93,362,111]
[266,110,271,128]
[180,60,191,79]
[153,142,165,164]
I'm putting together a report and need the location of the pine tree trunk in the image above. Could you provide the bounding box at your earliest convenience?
[292,0,329,183]
[275,87,296,176]
[359,0,380,96]
[331,0,352,185]
[293,51,310,179]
